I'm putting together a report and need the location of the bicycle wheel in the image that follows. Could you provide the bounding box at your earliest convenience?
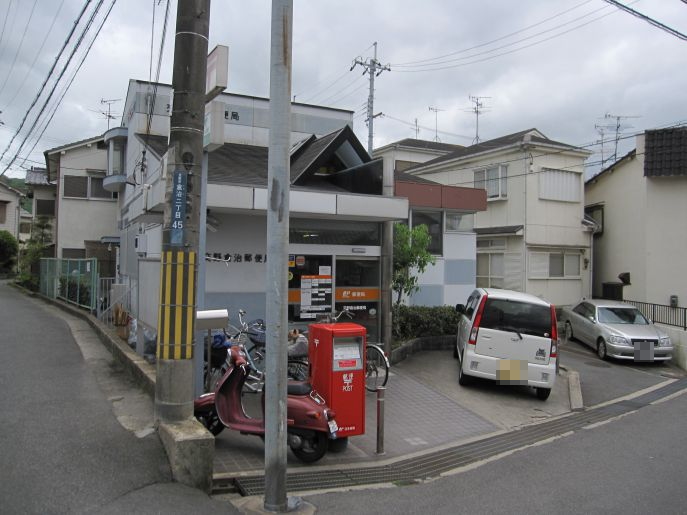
[365,344,389,392]
[287,359,310,381]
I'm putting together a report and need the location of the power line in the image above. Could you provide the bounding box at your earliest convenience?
[392,2,627,73]
[0,0,39,97]
[600,0,687,41]
[0,0,93,168]
[3,0,67,107]
[16,0,118,173]
[1,0,111,176]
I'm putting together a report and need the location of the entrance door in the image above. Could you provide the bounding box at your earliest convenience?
[335,257,380,342]
[288,254,333,327]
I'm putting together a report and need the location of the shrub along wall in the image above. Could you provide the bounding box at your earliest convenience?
[392,305,461,343]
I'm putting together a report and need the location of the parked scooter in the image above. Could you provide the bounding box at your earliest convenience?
[194,345,338,463]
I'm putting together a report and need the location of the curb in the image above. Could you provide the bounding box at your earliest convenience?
[567,369,584,411]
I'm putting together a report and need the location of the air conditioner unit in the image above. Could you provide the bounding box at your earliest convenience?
[134,234,147,256]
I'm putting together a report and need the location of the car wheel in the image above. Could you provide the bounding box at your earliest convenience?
[453,343,459,359]
[458,359,472,386]
[597,338,608,360]
[564,321,574,341]
[536,387,551,401]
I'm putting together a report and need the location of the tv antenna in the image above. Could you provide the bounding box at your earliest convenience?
[466,95,491,144]
[99,98,122,130]
[598,113,641,163]
[428,106,444,142]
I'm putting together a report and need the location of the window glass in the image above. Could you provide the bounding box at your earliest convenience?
[481,298,552,337]
[445,212,473,232]
[564,254,580,276]
[63,176,88,198]
[90,177,112,199]
[474,169,485,190]
[549,253,564,277]
[290,219,380,246]
[412,210,442,255]
[0,203,6,223]
[598,307,649,325]
[36,199,55,216]
[486,167,500,198]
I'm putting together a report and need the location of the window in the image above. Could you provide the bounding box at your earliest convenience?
[63,175,116,200]
[477,238,506,249]
[476,252,504,288]
[36,199,55,216]
[19,222,32,233]
[585,204,604,235]
[412,210,442,255]
[474,165,507,199]
[530,250,581,279]
[539,168,580,202]
[0,202,6,223]
[445,212,474,232]
[62,248,86,258]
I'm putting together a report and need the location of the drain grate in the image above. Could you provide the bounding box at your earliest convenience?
[225,378,687,496]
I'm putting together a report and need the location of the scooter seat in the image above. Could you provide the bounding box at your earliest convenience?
[287,381,312,396]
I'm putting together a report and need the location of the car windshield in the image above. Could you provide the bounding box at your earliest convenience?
[480,298,552,338]
[597,307,649,325]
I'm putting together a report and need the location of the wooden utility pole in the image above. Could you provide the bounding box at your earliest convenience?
[155,0,210,423]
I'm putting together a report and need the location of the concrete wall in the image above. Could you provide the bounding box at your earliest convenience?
[658,324,687,371]
[0,184,20,238]
[57,144,118,255]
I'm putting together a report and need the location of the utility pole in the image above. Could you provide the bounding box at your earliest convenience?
[428,106,443,142]
[264,1,293,511]
[468,95,490,144]
[352,42,393,358]
[351,42,390,154]
[155,0,210,423]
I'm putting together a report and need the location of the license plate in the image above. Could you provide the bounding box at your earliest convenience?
[496,359,527,385]
[328,420,338,433]
[634,341,655,361]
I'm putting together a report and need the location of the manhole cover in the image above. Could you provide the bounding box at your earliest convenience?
[584,360,611,368]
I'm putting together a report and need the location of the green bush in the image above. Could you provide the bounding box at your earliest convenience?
[392,304,461,342]
[58,277,91,306]
[0,230,19,272]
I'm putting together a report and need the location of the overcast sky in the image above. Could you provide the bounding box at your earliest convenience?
[0,0,685,178]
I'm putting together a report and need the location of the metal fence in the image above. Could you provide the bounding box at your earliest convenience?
[626,300,687,330]
[97,277,131,327]
[40,257,98,312]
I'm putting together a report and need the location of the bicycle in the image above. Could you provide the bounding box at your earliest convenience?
[317,308,390,393]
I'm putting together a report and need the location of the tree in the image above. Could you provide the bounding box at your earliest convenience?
[392,222,436,306]
[0,230,19,273]
[17,216,52,290]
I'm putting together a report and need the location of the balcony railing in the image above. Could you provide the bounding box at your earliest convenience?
[626,300,687,330]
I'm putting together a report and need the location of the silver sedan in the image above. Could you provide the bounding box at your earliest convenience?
[561,299,673,362]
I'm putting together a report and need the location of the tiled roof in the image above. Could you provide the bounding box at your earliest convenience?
[24,168,52,186]
[388,138,464,153]
[208,143,268,186]
[43,134,104,154]
[644,127,687,177]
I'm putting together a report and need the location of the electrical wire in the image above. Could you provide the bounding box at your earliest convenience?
[0,0,39,97]
[0,0,17,68]
[382,114,473,141]
[1,0,106,176]
[17,1,118,173]
[600,0,687,41]
[0,0,93,168]
[391,0,595,67]
[3,0,67,107]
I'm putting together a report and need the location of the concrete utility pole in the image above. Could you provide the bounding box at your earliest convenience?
[155,0,210,423]
[352,42,390,154]
[352,43,394,356]
[264,1,293,511]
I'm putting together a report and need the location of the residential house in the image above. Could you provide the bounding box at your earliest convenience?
[403,128,593,307]
[585,127,687,307]
[44,136,118,277]
[24,167,56,252]
[0,179,22,240]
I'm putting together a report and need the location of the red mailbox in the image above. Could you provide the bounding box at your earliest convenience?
[308,323,366,438]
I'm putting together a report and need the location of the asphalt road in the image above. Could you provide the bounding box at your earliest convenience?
[0,282,236,514]
[307,383,687,514]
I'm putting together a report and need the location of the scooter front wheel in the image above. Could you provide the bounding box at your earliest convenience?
[289,431,328,463]
[195,407,225,436]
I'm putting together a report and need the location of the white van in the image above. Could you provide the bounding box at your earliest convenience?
[454,288,558,400]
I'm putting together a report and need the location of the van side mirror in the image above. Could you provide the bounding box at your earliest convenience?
[456,304,466,314]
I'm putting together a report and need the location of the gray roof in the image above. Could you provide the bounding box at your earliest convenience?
[407,128,586,171]
[24,168,53,186]
[44,134,104,154]
[387,138,464,153]
[474,225,524,235]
